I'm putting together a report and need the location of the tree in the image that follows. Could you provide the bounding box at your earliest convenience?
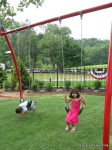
[38,24,81,69]
[0,0,44,27]
[63,37,81,68]
[11,59,31,90]
[0,36,9,65]
[8,20,41,68]
[38,24,63,68]
[81,38,109,66]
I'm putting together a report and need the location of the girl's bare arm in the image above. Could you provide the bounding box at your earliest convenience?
[79,96,86,104]
[64,95,71,103]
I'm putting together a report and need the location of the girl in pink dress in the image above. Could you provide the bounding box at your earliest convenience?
[64,88,86,132]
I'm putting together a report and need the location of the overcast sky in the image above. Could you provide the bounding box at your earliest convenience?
[9,0,112,40]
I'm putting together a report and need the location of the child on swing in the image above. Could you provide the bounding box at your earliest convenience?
[64,88,86,132]
[15,100,36,118]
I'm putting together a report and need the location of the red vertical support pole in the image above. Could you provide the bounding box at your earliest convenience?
[4,33,23,100]
[102,25,112,150]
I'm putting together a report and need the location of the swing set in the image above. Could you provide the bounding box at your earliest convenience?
[0,2,112,150]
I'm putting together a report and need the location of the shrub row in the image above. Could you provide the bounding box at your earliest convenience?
[3,80,102,92]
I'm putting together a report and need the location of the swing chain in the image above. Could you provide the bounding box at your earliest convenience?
[58,16,65,89]
[80,10,83,19]
[80,11,83,92]
[58,16,62,24]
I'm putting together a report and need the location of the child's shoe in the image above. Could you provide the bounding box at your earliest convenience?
[65,126,70,131]
[71,127,76,132]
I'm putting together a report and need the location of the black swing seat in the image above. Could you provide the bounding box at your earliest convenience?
[78,107,83,115]
[65,105,83,115]
[65,105,70,113]
[27,100,32,108]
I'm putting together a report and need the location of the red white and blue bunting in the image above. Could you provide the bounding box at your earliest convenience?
[90,68,107,80]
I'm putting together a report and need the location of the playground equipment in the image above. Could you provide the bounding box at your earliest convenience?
[0,2,112,150]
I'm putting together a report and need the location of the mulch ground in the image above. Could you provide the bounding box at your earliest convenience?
[0,91,105,100]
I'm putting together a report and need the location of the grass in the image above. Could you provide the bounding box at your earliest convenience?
[73,64,107,69]
[7,72,106,87]
[0,94,108,150]
[43,80,106,87]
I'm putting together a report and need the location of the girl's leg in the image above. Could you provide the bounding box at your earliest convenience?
[65,122,70,131]
[71,124,76,132]
[67,122,70,126]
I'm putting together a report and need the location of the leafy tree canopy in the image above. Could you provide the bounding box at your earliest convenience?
[0,0,44,27]
[39,24,81,69]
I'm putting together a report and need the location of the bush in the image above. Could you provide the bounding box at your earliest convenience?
[0,68,7,89]
[45,83,53,92]
[94,80,102,90]
[14,83,19,92]
[38,81,44,88]
[65,81,71,90]
[31,81,38,91]
[76,83,84,92]
[11,59,31,90]
[3,80,11,91]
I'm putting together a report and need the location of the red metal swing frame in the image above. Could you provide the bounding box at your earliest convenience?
[0,2,112,150]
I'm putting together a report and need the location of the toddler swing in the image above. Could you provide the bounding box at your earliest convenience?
[27,28,35,103]
[17,28,34,103]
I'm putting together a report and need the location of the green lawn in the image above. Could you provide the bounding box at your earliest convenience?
[7,72,106,87]
[0,95,110,150]
[7,72,93,81]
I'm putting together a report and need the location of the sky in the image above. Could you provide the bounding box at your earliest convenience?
[8,0,112,40]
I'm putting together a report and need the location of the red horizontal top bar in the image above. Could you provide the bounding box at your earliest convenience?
[0,2,112,35]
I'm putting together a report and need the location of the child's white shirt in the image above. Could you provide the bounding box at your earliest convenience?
[19,101,28,111]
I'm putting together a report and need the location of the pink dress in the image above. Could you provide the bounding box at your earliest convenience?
[65,100,80,124]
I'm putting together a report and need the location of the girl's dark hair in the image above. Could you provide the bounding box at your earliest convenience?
[69,88,80,98]
[15,107,22,114]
